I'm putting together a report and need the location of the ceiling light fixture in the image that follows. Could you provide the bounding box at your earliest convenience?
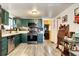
[32,8,40,15]
[28,8,40,16]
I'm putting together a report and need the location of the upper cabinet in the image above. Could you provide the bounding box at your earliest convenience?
[2,9,9,25]
[16,19,21,27]
[5,11,9,25]
[13,18,42,28]
[20,19,28,27]
[38,19,42,28]
[13,18,21,27]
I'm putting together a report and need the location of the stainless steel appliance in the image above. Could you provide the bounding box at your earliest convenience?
[27,23,38,44]
[8,36,15,53]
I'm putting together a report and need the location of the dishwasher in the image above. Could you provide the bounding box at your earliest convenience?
[8,36,15,54]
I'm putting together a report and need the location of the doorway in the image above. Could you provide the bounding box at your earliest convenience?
[43,18,52,41]
[44,24,50,40]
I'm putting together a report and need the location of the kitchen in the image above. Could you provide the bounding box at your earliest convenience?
[0,4,44,56]
[0,3,79,56]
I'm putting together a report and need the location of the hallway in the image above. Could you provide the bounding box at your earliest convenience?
[8,41,61,56]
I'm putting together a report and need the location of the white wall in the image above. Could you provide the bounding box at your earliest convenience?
[51,4,79,43]
[55,4,79,32]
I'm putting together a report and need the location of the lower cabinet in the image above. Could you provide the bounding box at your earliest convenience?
[14,34,21,47]
[0,33,44,56]
[21,34,43,43]
[37,34,43,43]
[0,34,22,56]
[21,34,27,43]
[0,37,8,56]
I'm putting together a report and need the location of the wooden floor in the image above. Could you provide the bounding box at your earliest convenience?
[8,41,62,56]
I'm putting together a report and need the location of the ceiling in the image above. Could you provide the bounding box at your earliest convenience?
[0,3,73,19]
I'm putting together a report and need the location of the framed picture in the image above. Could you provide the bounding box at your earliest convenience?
[74,7,79,23]
[74,7,79,16]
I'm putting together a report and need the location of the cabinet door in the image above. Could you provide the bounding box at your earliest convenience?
[21,19,28,27]
[16,19,22,27]
[14,35,21,47]
[37,34,43,43]
[2,49,8,56]
[21,34,27,43]
[38,19,42,28]
[1,37,8,56]
[4,11,9,25]
[2,9,9,25]
[2,9,5,24]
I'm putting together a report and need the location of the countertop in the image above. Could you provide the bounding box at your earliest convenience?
[2,31,29,37]
[1,31,44,37]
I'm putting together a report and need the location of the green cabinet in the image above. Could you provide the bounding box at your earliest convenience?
[13,18,42,28]
[37,34,43,43]
[21,34,27,43]
[0,34,22,56]
[38,19,42,28]
[16,19,22,27]
[0,37,8,56]
[4,11,9,25]
[14,34,21,47]
[21,19,28,27]
[28,19,34,23]
[14,18,28,27]
[2,9,9,25]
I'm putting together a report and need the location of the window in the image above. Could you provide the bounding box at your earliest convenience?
[9,18,13,29]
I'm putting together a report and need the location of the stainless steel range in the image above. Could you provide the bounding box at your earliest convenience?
[27,23,39,44]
